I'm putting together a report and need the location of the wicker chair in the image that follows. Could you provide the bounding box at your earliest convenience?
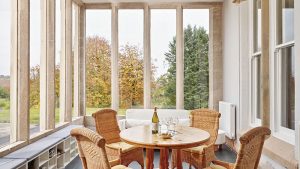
[205,126,271,169]
[92,109,144,168]
[70,127,132,169]
[172,109,221,169]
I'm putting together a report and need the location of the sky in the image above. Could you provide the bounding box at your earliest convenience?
[0,1,209,77]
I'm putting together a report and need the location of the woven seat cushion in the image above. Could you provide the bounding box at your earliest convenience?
[107,141,137,153]
[209,163,227,169]
[183,145,208,154]
[111,165,132,169]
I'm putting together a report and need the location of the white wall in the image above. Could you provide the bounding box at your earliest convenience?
[222,0,249,134]
[223,0,299,166]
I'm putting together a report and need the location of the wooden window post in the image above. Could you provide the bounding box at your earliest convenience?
[10,0,30,141]
[40,0,56,131]
[144,5,151,108]
[176,5,184,109]
[60,0,72,122]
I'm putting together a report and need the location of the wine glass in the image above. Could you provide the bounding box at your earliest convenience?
[173,117,179,133]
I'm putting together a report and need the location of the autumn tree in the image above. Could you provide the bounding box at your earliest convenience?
[119,44,144,109]
[29,65,40,109]
[86,36,111,108]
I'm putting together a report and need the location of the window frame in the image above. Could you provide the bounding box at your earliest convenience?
[250,0,262,127]
[273,41,295,144]
[272,0,295,144]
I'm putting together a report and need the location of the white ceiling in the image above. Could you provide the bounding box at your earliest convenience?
[81,0,223,3]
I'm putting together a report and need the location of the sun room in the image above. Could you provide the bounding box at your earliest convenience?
[0,0,299,168]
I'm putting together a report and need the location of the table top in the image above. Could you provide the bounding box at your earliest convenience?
[120,125,210,149]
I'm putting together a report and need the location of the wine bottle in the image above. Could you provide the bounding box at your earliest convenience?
[152,107,159,134]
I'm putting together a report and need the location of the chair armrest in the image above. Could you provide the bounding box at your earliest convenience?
[202,143,217,167]
[109,158,121,167]
[118,119,127,130]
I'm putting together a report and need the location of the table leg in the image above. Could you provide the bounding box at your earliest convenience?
[176,149,183,169]
[159,148,169,169]
[146,149,154,169]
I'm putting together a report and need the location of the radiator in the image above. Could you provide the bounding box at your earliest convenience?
[219,101,236,139]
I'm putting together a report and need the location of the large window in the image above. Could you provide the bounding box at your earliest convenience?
[55,0,61,125]
[72,3,76,117]
[251,0,262,125]
[151,10,176,109]
[85,10,112,115]
[275,0,295,132]
[0,1,11,147]
[119,10,144,113]
[183,9,209,110]
[30,0,41,136]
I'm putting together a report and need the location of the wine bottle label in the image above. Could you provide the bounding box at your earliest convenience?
[152,123,158,131]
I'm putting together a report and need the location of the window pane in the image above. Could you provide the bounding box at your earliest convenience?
[254,0,262,52]
[279,46,295,130]
[55,0,61,125]
[183,9,209,110]
[30,0,41,136]
[151,10,176,109]
[72,3,75,117]
[119,10,144,114]
[0,1,11,147]
[85,10,111,115]
[252,56,262,120]
[277,0,294,44]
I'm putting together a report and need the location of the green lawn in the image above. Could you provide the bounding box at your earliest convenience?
[0,99,126,124]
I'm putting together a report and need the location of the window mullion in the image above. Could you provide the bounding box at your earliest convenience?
[143,5,151,109]
[176,5,184,109]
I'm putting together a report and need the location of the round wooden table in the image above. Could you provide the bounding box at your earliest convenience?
[120,125,210,169]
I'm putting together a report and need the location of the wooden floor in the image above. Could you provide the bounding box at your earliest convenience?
[66,146,236,169]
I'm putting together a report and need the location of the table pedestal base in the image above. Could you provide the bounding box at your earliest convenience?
[145,148,182,169]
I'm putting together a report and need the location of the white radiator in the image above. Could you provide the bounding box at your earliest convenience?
[219,101,236,139]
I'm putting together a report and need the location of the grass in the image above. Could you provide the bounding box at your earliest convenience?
[0,98,127,124]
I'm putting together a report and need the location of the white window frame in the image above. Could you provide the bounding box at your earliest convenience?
[272,0,295,145]
[249,0,262,127]
[273,41,295,144]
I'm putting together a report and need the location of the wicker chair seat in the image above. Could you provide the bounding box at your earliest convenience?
[111,165,132,169]
[208,163,227,169]
[183,145,207,154]
[106,142,138,153]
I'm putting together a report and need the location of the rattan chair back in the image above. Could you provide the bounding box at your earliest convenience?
[71,127,111,169]
[191,109,221,145]
[234,127,271,169]
[92,109,121,144]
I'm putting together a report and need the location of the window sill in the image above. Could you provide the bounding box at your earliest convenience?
[263,136,298,169]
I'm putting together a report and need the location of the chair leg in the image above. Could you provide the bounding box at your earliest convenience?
[171,149,177,169]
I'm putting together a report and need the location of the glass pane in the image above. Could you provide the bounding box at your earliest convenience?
[280,46,295,130]
[253,0,262,52]
[85,10,111,115]
[30,0,41,136]
[119,10,144,114]
[277,0,294,44]
[151,10,176,109]
[0,1,11,147]
[252,56,262,120]
[72,3,75,117]
[183,9,209,110]
[55,0,61,125]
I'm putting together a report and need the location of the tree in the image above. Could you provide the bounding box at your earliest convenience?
[86,36,112,108]
[119,44,144,109]
[154,25,209,109]
[0,86,9,99]
[29,65,40,109]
